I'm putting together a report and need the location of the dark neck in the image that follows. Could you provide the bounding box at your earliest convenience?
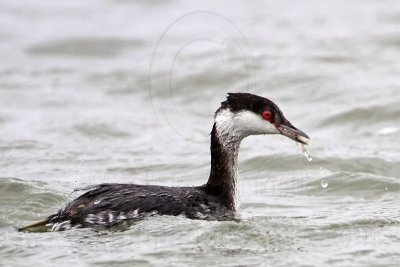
[205,123,241,211]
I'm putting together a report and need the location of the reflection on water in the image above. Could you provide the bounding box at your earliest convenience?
[1,0,400,266]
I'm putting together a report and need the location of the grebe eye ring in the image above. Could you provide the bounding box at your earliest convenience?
[262,110,273,121]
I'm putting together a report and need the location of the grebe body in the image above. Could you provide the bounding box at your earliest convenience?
[19,93,309,231]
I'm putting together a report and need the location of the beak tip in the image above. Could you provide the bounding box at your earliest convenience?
[276,124,310,145]
[298,135,310,145]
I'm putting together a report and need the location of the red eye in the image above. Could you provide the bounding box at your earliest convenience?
[262,110,273,121]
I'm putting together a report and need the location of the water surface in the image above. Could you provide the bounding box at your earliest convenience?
[1,0,400,266]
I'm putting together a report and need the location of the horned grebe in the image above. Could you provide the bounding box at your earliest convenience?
[19,93,309,231]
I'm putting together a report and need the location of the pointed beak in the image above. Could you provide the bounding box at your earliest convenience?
[276,124,310,145]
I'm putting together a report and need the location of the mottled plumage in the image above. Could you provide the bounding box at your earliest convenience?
[48,184,232,228]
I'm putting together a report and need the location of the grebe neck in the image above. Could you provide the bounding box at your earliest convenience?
[205,109,244,211]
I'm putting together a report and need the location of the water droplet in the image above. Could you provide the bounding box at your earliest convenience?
[297,143,313,162]
[321,179,328,189]
[385,187,388,191]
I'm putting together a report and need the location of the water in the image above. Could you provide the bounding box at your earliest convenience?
[1,0,400,266]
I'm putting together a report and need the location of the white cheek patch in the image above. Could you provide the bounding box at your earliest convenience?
[233,110,279,136]
[215,109,279,140]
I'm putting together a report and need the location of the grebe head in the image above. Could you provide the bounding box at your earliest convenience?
[215,93,310,144]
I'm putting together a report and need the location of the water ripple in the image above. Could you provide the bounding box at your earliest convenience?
[27,37,144,58]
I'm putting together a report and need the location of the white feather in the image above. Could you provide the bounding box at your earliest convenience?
[215,109,279,142]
